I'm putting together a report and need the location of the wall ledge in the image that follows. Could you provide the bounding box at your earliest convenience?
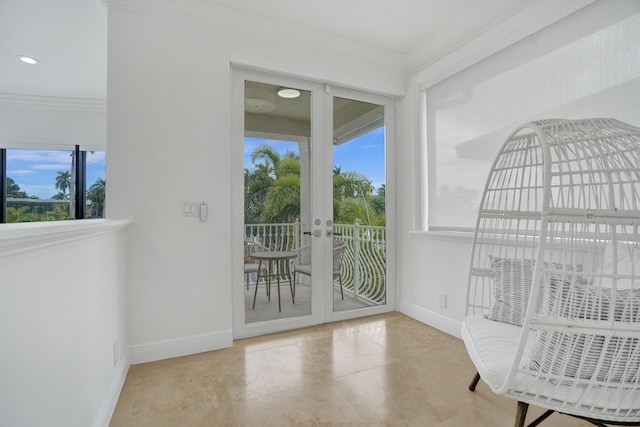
[0,219,133,258]
[408,230,473,242]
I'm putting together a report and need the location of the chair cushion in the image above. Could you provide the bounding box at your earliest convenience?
[461,315,529,391]
[486,256,535,326]
[530,277,640,382]
[487,256,582,327]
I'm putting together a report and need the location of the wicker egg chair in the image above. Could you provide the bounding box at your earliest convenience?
[461,118,640,426]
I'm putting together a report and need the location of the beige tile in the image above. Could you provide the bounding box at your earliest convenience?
[110,313,597,426]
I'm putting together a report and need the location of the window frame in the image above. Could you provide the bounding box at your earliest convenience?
[0,145,104,223]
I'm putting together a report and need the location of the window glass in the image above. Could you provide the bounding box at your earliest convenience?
[423,5,640,230]
[86,151,106,218]
[6,149,74,222]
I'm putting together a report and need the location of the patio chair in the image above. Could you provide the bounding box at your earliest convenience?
[244,240,268,290]
[293,240,348,299]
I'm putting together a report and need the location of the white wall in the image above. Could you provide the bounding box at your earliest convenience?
[105,0,405,363]
[0,221,129,427]
[393,85,471,338]
[395,0,640,338]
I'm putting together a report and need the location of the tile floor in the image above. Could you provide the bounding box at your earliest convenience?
[110,313,591,426]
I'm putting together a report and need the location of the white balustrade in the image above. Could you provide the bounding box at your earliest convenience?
[245,221,386,305]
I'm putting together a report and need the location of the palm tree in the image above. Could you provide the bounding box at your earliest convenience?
[87,178,106,217]
[55,171,71,200]
[246,143,381,225]
[245,163,274,223]
[370,184,385,216]
[250,144,281,177]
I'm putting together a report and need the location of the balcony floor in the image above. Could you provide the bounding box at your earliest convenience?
[245,282,376,324]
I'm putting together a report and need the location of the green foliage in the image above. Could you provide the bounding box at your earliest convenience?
[4,176,105,222]
[261,174,300,223]
[6,177,26,198]
[6,206,36,222]
[87,178,105,218]
[245,143,385,225]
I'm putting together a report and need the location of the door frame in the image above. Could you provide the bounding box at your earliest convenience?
[231,67,396,339]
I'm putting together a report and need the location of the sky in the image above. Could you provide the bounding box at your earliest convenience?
[244,126,386,191]
[6,149,106,199]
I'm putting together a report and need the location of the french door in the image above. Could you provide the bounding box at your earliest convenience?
[232,68,394,338]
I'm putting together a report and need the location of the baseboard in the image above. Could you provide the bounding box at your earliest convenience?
[129,329,233,365]
[399,300,462,339]
[94,354,130,427]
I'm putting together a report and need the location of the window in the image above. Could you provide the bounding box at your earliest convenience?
[1,146,106,223]
[422,2,640,231]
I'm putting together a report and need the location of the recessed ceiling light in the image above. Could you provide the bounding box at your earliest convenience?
[18,56,39,65]
[245,98,276,113]
[277,88,301,99]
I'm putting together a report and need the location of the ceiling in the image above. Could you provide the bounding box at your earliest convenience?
[206,0,524,54]
[245,81,384,143]
[0,0,106,99]
[0,0,535,100]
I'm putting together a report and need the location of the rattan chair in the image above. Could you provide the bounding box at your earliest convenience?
[293,240,348,299]
[462,118,640,426]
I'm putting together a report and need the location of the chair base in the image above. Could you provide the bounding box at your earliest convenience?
[468,372,640,427]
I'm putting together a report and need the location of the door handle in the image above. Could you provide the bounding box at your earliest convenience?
[303,231,312,235]
[303,230,322,237]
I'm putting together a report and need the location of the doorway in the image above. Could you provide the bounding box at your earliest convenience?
[232,68,394,338]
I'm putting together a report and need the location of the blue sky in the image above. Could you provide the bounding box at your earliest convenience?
[244,126,385,190]
[6,149,106,199]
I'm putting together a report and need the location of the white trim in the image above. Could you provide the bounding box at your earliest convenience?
[411,0,595,90]
[0,219,132,259]
[93,354,130,427]
[128,329,233,365]
[0,93,106,112]
[399,300,462,339]
[408,230,474,243]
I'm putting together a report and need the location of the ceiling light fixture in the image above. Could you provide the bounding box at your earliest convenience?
[245,97,276,113]
[277,88,301,99]
[18,55,39,65]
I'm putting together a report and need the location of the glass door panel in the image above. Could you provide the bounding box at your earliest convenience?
[332,97,386,312]
[243,80,312,324]
[234,69,393,338]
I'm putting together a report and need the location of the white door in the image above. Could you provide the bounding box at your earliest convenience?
[232,68,394,338]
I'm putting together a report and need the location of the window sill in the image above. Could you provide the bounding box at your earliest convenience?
[0,219,133,258]
[408,230,473,242]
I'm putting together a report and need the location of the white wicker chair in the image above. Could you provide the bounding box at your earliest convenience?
[462,118,640,426]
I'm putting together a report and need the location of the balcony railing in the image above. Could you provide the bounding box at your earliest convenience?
[244,221,386,304]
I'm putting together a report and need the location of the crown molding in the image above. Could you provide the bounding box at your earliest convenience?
[103,0,404,71]
[0,93,106,112]
[409,0,595,89]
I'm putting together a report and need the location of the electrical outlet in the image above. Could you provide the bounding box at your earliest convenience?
[439,293,447,309]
